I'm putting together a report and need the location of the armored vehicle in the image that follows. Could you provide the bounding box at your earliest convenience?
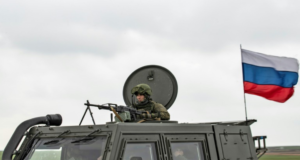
[2,65,267,160]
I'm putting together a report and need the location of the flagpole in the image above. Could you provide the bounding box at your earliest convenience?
[240,44,248,125]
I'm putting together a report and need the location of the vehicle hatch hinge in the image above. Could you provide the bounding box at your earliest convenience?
[239,129,244,141]
[223,129,228,141]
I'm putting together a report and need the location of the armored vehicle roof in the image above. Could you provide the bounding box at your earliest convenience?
[16,119,260,160]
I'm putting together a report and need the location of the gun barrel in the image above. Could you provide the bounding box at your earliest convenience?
[84,103,112,110]
[84,102,148,115]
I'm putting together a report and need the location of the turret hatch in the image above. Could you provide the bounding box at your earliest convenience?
[123,65,178,110]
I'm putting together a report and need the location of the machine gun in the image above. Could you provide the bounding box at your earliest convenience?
[79,100,148,125]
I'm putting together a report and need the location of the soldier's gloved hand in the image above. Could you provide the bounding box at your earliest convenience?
[151,113,159,118]
[137,113,147,119]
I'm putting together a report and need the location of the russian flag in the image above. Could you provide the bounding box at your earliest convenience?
[242,49,299,103]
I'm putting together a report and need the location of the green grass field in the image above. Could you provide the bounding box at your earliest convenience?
[260,155,300,160]
[268,146,300,152]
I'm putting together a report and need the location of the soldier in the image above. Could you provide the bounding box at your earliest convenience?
[131,83,170,120]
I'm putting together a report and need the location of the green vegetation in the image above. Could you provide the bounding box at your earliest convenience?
[269,146,300,149]
[268,146,300,152]
[261,155,300,160]
[1,147,300,160]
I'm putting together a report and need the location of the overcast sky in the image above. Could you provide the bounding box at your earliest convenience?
[1,1,300,150]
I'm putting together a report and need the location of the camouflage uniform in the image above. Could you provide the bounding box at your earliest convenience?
[131,84,170,120]
[134,100,170,120]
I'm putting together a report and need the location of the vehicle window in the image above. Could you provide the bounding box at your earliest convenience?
[123,143,157,160]
[171,142,206,160]
[24,136,107,160]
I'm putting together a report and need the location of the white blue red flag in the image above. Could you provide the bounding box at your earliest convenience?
[242,49,299,103]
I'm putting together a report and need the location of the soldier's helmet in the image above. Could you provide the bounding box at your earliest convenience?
[131,83,152,96]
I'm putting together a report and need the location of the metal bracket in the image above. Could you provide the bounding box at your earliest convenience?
[240,129,244,141]
[88,129,101,137]
[253,136,268,159]
[147,70,154,81]
[57,130,70,138]
[223,129,228,141]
